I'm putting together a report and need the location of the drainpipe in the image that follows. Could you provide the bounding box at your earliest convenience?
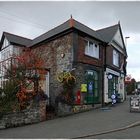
[102,42,107,107]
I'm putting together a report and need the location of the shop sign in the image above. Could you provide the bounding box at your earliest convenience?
[130,96,140,109]
[81,84,87,92]
[111,93,116,104]
[107,74,112,79]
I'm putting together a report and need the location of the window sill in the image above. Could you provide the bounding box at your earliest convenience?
[84,54,100,60]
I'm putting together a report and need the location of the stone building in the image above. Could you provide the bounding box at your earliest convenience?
[0,17,127,106]
[27,17,105,106]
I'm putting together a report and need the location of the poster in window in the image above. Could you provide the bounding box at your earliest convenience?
[88,81,94,94]
[81,84,87,92]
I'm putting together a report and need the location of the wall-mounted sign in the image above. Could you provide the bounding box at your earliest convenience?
[111,94,116,100]
[107,74,113,79]
[81,84,87,92]
[111,93,116,104]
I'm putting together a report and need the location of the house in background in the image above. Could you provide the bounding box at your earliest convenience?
[0,32,31,87]
[97,22,127,103]
[0,17,127,107]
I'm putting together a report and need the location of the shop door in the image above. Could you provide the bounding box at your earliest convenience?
[85,70,99,104]
[108,75,118,98]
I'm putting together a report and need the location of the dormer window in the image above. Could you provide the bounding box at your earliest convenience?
[85,40,99,59]
[113,50,119,67]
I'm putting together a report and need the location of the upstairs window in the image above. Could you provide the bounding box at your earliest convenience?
[85,40,99,59]
[113,50,119,67]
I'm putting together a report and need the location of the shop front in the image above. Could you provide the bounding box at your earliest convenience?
[79,68,101,105]
[104,68,125,103]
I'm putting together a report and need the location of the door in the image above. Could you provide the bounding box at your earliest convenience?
[108,74,118,98]
[85,70,100,104]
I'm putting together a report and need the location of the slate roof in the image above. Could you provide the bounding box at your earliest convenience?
[96,24,119,43]
[0,32,32,50]
[0,18,123,49]
[29,18,105,47]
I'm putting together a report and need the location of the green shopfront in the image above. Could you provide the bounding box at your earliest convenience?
[85,70,100,104]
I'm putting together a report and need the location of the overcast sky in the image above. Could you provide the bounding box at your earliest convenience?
[0,1,140,81]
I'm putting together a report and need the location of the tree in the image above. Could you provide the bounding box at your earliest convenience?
[126,78,136,95]
[0,48,47,111]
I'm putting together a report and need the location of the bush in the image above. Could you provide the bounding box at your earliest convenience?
[0,80,20,115]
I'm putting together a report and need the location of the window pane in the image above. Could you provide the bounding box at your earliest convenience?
[84,40,99,59]
[88,71,93,76]
[89,42,93,56]
[94,81,98,88]
[85,40,89,54]
[113,50,119,66]
[94,71,98,80]
[94,44,99,58]
[94,89,98,97]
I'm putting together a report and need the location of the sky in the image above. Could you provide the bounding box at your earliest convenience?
[0,1,140,81]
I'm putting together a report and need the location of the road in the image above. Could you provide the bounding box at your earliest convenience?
[87,125,140,139]
[0,96,140,138]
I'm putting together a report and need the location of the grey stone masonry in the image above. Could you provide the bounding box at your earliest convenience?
[57,103,101,117]
[0,101,46,129]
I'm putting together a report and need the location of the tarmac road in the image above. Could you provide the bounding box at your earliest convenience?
[86,124,140,139]
[0,96,140,139]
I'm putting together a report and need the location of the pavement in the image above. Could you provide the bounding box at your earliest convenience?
[0,96,140,138]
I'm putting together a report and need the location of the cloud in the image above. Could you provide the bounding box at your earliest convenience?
[0,1,140,80]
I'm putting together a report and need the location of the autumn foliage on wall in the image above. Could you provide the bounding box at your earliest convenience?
[1,48,47,111]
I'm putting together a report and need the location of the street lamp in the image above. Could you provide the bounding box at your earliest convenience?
[125,36,130,47]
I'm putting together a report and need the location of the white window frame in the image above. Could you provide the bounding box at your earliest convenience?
[113,50,119,67]
[1,45,13,61]
[85,40,99,59]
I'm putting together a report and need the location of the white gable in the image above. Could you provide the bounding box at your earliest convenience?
[113,29,124,48]
[2,37,9,50]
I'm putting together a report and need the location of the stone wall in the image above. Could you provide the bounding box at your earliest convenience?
[0,101,46,129]
[57,103,101,116]
[32,33,73,105]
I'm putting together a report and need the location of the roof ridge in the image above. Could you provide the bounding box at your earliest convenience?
[33,19,70,40]
[73,18,96,32]
[72,18,105,42]
[30,17,106,47]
